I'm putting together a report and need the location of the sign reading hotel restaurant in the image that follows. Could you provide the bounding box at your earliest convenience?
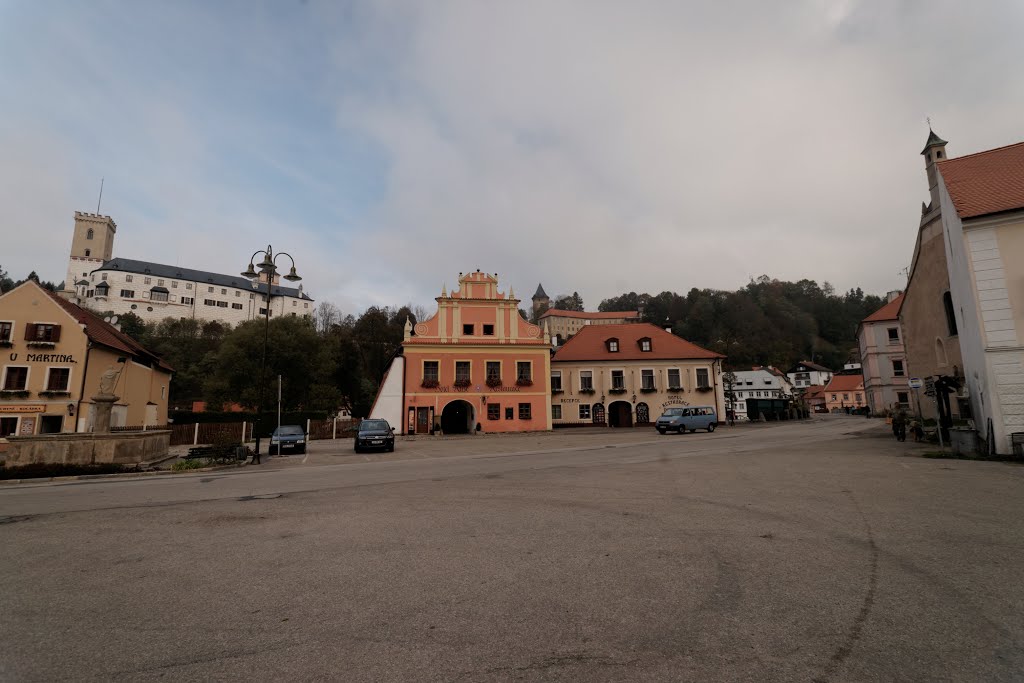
[0,405,47,414]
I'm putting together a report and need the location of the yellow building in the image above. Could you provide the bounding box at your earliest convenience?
[0,280,173,436]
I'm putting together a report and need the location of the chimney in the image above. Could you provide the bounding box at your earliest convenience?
[887,290,902,303]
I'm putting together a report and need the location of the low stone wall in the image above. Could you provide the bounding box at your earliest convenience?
[3,431,170,466]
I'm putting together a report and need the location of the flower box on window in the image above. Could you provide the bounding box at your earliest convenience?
[551,388,564,394]
[421,379,439,388]
[453,378,471,387]
[579,388,596,394]
[667,386,684,392]
[26,341,56,349]
[609,387,627,394]
[0,390,31,399]
[515,378,533,387]
[39,390,71,398]
[640,387,657,393]
[486,377,503,388]
[0,340,12,348]
[696,386,713,393]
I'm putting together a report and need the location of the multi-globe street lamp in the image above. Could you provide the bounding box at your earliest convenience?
[241,245,302,461]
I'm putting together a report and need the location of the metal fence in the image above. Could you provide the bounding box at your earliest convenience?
[109,418,363,446]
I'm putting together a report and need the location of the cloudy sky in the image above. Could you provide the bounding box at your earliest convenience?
[2,1,1022,314]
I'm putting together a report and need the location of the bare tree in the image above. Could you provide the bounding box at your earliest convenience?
[313,302,342,336]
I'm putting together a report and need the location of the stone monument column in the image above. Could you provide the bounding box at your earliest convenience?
[92,364,124,433]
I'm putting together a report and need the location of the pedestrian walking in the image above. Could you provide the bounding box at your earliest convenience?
[892,410,907,442]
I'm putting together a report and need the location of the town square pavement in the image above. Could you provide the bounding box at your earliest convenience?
[2,416,1023,681]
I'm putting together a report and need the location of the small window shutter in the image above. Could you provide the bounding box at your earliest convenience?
[51,325,61,342]
[24,323,36,341]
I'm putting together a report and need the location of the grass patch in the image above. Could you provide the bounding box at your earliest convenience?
[0,462,135,480]
[172,458,209,471]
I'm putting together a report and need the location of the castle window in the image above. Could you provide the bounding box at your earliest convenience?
[463,324,474,335]
[483,324,494,335]
[84,249,91,257]
[86,228,94,240]
[126,275,133,283]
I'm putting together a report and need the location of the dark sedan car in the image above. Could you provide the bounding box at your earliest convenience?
[354,419,395,453]
[269,425,307,454]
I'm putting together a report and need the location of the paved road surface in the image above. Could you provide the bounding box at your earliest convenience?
[2,417,1023,681]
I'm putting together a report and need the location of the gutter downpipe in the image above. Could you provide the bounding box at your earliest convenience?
[76,340,93,432]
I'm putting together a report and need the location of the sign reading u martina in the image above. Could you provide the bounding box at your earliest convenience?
[908,377,924,389]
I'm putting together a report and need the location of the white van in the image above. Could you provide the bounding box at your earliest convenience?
[655,406,718,434]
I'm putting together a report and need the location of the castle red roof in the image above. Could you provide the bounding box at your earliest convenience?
[553,323,723,362]
[938,141,1024,219]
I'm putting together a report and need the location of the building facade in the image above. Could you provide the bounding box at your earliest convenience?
[899,130,966,425]
[372,271,552,435]
[551,323,725,427]
[539,308,641,342]
[62,212,313,325]
[859,293,910,414]
[728,367,795,421]
[0,280,172,437]
[824,374,867,412]
[936,139,1024,454]
[786,361,833,391]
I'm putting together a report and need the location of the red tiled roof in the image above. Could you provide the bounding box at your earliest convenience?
[938,141,1024,219]
[803,385,826,399]
[825,374,863,392]
[539,309,640,320]
[553,323,723,362]
[43,287,174,372]
[862,293,904,323]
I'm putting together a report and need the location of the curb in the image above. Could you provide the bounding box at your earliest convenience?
[0,462,250,486]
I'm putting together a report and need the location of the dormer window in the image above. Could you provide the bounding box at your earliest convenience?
[639,337,652,352]
[606,338,619,352]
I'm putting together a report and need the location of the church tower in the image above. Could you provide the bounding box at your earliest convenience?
[64,211,116,297]
[532,283,550,321]
[921,128,948,213]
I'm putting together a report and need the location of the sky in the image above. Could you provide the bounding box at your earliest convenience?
[2,0,1022,315]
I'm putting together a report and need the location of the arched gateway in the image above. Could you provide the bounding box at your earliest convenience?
[441,400,475,435]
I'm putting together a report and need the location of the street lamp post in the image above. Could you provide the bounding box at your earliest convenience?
[242,245,302,462]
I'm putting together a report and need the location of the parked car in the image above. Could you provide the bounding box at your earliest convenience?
[354,419,395,453]
[656,406,718,434]
[269,424,307,454]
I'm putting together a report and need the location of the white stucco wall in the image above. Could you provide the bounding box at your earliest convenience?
[369,356,405,431]
[938,170,1024,453]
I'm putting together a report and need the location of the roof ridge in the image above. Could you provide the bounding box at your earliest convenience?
[938,139,1024,165]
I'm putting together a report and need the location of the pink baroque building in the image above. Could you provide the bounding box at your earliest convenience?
[370,271,553,435]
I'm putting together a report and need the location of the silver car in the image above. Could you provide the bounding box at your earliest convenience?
[655,406,718,434]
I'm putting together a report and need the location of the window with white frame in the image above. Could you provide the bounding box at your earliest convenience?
[696,368,710,388]
[579,404,591,420]
[611,369,625,389]
[45,367,70,392]
[486,361,501,382]
[516,361,532,382]
[551,405,562,420]
[455,361,471,383]
[0,321,12,343]
[579,370,593,391]
[667,368,681,389]
[120,289,135,298]
[423,361,439,383]
[3,366,28,390]
[892,359,905,377]
[641,369,655,390]
[551,370,562,392]
[126,274,133,283]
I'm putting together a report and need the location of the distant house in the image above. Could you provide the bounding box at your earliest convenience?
[728,367,795,421]
[858,293,910,414]
[802,385,827,413]
[824,374,866,412]
[551,323,724,427]
[539,309,641,343]
[786,360,833,391]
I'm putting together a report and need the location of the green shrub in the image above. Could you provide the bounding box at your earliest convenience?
[172,459,208,471]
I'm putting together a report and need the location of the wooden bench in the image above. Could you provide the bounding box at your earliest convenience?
[186,444,244,462]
